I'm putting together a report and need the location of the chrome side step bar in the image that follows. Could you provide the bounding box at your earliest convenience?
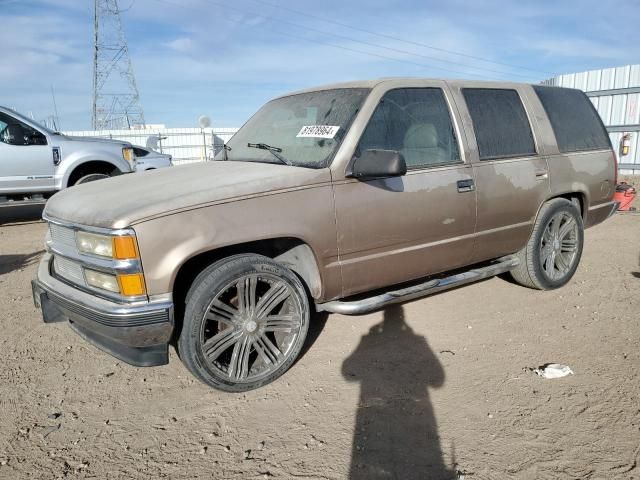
[316,255,520,315]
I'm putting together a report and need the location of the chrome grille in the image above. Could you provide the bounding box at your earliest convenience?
[53,255,86,287]
[49,223,76,249]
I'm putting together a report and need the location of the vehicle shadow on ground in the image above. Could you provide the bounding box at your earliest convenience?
[0,251,45,276]
[299,311,328,359]
[0,204,45,225]
[342,304,456,480]
[632,272,640,279]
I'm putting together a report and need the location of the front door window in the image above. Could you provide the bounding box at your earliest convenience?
[0,112,47,146]
[358,88,461,169]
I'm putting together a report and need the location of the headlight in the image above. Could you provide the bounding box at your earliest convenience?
[76,232,139,260]
[76,231,113,257]
[84,269,120,293]
[122,147,135,163]
[83,269,146,296]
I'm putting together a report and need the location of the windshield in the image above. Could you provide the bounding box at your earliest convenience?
[219,88,370,168]
[1,108,57,135]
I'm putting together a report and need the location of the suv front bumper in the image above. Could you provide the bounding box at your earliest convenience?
[32,253,173,367]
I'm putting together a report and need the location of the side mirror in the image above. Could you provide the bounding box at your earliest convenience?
[348,149,407,179]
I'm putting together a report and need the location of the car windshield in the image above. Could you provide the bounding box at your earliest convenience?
[219,88,370,168]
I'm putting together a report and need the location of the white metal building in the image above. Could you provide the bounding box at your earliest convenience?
[543,64,640,172]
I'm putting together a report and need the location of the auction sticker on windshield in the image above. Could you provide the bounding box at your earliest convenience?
[296,125,340,139]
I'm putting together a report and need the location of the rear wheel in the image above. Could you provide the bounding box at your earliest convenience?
[178,254,310,392]
[510,198,584,290]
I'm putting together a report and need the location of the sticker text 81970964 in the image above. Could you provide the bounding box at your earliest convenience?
[296,125,340,139]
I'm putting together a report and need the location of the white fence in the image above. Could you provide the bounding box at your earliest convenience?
[63,127,239,165]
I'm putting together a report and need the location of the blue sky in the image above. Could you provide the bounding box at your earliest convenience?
[1,0,639,130]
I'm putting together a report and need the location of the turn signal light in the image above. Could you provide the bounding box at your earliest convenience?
[117,273,146,296]
[113,236,139,260]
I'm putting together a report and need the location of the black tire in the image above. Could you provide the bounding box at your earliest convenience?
[178,254,310,392]
[73,173,110,185]
[510,198,584,290]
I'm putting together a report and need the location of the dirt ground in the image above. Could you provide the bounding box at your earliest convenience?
[0,185,639,480]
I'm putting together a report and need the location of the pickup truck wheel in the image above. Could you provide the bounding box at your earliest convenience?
[510,198,583,290]
[178,254,310,392]
[74,173,110,185]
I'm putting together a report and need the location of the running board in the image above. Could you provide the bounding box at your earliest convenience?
[316,255,520,315]
[0,195,48,208]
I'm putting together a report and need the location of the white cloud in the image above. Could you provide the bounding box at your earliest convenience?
[164,37,193,52]
[0,12,90,126]
[529,37,628,61]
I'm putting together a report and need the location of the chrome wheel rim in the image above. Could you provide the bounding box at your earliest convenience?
[539,211,579,281]
[199,273,303,384]
[76,173,109,185]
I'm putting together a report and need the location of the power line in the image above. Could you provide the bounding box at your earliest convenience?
[246,0,555,76]
[200,0,535,80]
[153,0,525,81]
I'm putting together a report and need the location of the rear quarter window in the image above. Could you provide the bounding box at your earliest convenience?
[462,88,536,161]
[533,85,611,153]
[133,147,149,157]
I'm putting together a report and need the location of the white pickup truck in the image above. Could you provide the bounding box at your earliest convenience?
[0,106,136,206]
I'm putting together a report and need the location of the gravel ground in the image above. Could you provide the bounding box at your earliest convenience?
[0,186,638,480]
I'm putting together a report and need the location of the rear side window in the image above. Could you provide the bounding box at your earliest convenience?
[533,85,611,153]
[133,147,149,157]
[462,88,536,160]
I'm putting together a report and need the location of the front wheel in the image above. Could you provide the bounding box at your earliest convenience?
[510,198,584,290]
[73,173,110,185]
[178,254,310,392]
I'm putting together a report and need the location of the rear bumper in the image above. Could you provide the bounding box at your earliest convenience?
[585,200,619,228]
[32,253,173,366]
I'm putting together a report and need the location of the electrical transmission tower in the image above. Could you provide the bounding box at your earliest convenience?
[92,0,145,130]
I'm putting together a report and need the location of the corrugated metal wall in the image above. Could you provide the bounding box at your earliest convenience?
[63,127,239,165]
[543,64,640,172]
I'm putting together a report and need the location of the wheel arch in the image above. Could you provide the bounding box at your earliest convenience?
[549,191,587,219]
[518,192,586,255]
[171,237,323,337]
[64,160,122,187]
[537,190,587,223]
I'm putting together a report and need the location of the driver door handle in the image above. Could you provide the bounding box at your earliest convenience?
[535,169,549,180]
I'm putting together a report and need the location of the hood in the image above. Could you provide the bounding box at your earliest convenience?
[44,161,332,228]
[55,133,131,147]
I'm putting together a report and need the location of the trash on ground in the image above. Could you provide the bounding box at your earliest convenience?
[533,363,574,379]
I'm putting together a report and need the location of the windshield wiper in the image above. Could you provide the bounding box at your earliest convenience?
[247,142,292,166]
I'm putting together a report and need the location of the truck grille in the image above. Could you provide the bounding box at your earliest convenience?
[53,255,86,287]
[48,223,86,288]
[49,223,76,248]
